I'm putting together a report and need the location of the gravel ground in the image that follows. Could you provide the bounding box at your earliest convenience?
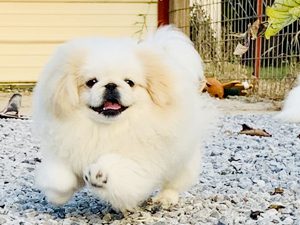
[1,114,300,225]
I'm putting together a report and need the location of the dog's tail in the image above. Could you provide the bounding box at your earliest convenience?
[274,85,300,123]
[143,25,204,83]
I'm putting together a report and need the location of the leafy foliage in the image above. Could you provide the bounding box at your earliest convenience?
[265,0,300,39]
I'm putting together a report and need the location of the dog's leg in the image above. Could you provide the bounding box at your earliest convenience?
[35,156,79,205]
[83,153,157,211]
[154,149,202,208]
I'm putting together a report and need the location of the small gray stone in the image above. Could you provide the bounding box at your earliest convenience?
[152,222,166,225]
[102,213,112,222]
[54,208,66,219]
[282,217,294,225]
[0,218,7,225]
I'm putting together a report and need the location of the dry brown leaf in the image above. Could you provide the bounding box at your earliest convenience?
[233,43,249,56]
[271,187,284,195]
[239,124,272,137]
[268,204,285,211]
[257,21,268,38]
[250,19,260,40]
[234,19,268,57]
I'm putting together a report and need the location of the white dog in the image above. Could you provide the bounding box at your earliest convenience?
[275,78,300,123]
[33,26,217,211]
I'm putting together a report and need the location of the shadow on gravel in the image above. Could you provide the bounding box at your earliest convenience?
[14,185,124,221]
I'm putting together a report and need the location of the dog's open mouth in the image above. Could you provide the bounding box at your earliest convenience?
[90,100,128,117]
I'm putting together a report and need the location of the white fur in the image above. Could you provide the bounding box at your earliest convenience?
[275,78,300,123]
[35,154,79,205]
[143,26,205,84]
[33,26,218,211]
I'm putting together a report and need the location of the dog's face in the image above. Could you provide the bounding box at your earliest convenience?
[47,39,174,123]
[79,45,150,123]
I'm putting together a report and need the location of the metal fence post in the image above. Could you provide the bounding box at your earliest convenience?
[254,0,263,79]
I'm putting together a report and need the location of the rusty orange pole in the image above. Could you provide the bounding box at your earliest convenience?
[158,0,169,27]
[255,0,263,79]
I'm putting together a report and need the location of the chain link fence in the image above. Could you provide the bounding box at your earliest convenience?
[191,0,300,99]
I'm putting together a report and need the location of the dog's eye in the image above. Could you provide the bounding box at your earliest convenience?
[86,78,98,88]
[124,79,135,87]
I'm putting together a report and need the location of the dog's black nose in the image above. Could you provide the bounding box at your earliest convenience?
[105,83,117,90]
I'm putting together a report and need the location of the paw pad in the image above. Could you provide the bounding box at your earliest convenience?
[83,167,108,188]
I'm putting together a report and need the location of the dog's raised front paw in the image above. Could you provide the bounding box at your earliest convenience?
[83,165,108,189]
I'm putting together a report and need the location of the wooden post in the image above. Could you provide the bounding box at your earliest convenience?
[255,0,263,79]
[169,0,190,36]
[158,0,169,27]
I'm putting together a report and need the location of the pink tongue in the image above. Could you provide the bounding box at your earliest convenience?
[103,101,121,110]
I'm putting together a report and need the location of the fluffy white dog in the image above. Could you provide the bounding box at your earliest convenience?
[33,26,217,211]
[275,78,300,123]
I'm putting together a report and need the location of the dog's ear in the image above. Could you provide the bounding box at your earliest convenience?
[137,49,174,108]
[48,48,86,118]
[51,70,80,118]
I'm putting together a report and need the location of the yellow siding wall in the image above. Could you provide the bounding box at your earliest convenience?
[0,0,157,82]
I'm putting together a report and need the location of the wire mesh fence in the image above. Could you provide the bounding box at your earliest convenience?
[191,0,300,99]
